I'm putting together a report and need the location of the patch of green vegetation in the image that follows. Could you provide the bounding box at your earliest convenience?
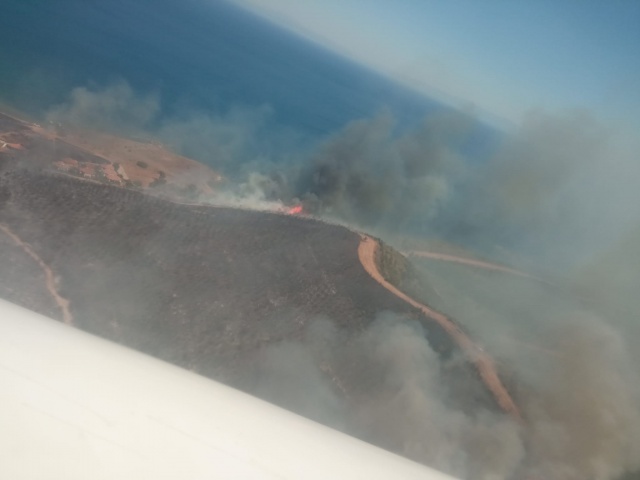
[375,239,441,307]
[375,240,408,287]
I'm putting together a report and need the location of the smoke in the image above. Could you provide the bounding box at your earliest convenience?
[43,81,471,227]
[47,81,640,269]
[243,314,525,480]
[46,80,160,133]
[155,105,310,174]
[523,315,640,480]
[243,318,347,430]
[240,312,640,480]
[447,109,640,270]
[38,80,640,479]
[574,225,640,369]
[292,110,467,231]
[341,316,524,479]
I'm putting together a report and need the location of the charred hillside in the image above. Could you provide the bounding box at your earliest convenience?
[0,169,498,415]
[1,172,378,346]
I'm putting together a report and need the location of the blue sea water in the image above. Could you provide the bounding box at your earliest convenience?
[0,0,502,171]
[0,0,437,132]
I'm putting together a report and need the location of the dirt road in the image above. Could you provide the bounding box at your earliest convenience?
[0,224,74,326]
[358,235,522,420]
[407,250,536,280]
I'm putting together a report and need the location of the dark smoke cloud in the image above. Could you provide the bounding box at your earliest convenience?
[293,110,469,231]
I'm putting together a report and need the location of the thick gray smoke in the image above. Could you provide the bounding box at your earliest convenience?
[523,316,640,480]
[449,110,640,270]
[574,225,640,368]
[292,110,469,230]
[241,313,640,480]
[42,81,640,479]
[243,314,525,480]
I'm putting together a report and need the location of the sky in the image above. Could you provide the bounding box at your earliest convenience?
[230,0,640,125]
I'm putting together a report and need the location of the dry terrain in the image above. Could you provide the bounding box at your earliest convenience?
[0,111,222,199]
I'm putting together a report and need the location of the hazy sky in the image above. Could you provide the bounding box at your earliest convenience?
[230,0,640,124]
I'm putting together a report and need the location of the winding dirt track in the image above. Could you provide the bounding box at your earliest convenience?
[407,250,536,280]
[0,224,74,326]
[358,235,522,421]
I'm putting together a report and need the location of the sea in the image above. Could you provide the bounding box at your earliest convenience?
[0,0,496,154]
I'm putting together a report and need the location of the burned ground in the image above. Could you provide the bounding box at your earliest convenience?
[0,169,497,412]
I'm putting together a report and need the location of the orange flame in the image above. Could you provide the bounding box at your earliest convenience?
[287,205,303,215]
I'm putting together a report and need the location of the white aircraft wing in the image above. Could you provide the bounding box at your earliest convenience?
[0,299,455,479]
